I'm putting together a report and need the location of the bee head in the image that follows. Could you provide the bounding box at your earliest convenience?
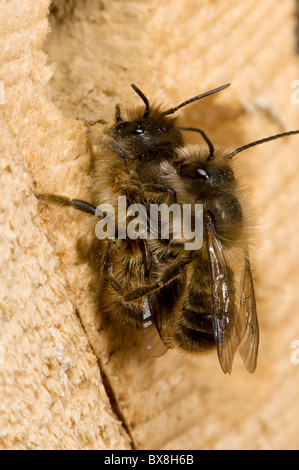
[107,85,184,160]
[174,147,242,242]
[174,147,236,191]
[107,83,231,161]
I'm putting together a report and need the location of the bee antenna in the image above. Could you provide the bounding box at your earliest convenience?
[164,83,231,116]
[179,127,215,160]
[226,130,299,159]
[131,84,150,118]
[115,104,122,122]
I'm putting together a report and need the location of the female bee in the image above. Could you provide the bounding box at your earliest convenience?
[37,83,299,374]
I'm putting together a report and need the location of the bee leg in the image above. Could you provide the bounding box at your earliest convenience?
[119,179,176,197]
[123,252,196,302]
[142,183,176,197]
[101,240,127,296]
[35,193,97,215]
[104,240,160,299]
[82,118,107,140]
[105,241,195,302]
[104,243,158,299]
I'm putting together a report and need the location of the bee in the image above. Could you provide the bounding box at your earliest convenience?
[36,83,299,374]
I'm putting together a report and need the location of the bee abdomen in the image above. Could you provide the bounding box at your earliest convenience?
[180,308,214,334]
[174,319,215,353]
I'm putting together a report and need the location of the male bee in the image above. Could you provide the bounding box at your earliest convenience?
[36,83,299,374]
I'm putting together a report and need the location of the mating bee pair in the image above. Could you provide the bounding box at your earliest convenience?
[37,83,299,374]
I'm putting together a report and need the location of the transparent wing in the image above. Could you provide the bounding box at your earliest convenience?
[204,213,240,374]
[140,238,168,358]
[237,256,259,373]
[142,297,168,357]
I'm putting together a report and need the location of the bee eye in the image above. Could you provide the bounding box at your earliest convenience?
[197,168,210,180]
[134,127,144,135]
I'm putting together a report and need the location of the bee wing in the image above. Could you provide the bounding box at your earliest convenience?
[237,256,259,373]
[142,297,168,357]
[139,239,168,357]
[204,213,240,374]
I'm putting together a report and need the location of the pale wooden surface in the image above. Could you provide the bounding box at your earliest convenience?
[1,0,299,450]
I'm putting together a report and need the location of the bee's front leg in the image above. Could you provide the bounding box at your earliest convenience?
[35,193,97,215]
[122,252,196,302]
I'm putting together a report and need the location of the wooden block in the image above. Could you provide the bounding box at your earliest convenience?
[1,0,299,450]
